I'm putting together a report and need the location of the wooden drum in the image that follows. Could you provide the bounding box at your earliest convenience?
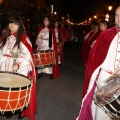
[0,72,32,115]
[33,50,56,69]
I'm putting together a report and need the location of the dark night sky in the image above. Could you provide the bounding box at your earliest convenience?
[45,0,97,23]
[62,0,97,23]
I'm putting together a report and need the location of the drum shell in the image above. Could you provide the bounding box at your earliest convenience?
[0,72,32,115]
[33,50,56,68]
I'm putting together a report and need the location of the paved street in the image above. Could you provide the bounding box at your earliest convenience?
[0,45,86,120]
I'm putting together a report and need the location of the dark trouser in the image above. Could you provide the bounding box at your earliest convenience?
[64,41,70,53]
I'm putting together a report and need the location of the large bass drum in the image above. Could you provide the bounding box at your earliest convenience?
[0,71,32,115]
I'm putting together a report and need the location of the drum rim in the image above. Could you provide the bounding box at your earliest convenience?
[34,49,54,54]
[94,89,117,105]
[0,105,28,115]
[94,75,120,104]
[97,93,120,105]
[0,71,32,91]
[35,63,55,69]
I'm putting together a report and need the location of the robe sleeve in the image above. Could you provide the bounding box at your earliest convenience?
[16,37,32,72]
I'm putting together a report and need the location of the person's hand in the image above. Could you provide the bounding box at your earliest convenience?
[12,64,19,72]
[91,41,96,48]
[38,43,42,49]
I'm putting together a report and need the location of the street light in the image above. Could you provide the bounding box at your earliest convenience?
[94,15,97,19]
[54,12,57,15]
[108,5,113,26]
[88,18,92,24]
[89,18,91,21]
[108,6,112,11]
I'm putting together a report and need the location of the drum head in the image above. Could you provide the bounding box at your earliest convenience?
[0,72,31,88]
[94,75,120,104]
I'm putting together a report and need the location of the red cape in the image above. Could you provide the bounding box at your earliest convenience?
[21,34,37,120]
[36,27,59,78]
[85,31,101,64]
[82,31,97,65]
[80,30,92,58]
[82,27,117,98]
[58,28,64,63]
[80,30,93,58]
[88,31,101,46]
[59,28,70,42]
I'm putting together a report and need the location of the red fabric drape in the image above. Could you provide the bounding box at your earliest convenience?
[82,31,101,66]
[82,27,117,98]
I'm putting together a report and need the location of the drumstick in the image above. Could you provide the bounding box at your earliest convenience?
[95,81,101,96]
[95,68,102,95]
[103,67,120,83]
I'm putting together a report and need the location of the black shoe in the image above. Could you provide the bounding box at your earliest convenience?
[6,115,13,119]
[18,114,23,120]
[59,63,61,66]
[37,73,43,78]
[50,74,54,80]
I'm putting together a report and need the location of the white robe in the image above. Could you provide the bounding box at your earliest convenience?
[0,34,32,76]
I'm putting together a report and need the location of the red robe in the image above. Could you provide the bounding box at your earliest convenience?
[82,26,117,98]
[59,27,70,62]
[58,28,64,63]
[59,28,70,43]
[85,31,101,64]
[80,30,92,58]
[20,34,37,120]
[35,27,59,78]
[82,31,96,65]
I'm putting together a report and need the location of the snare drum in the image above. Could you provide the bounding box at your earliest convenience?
[33,50,56,68]
[0,72,32,115]
[94,75,120,119]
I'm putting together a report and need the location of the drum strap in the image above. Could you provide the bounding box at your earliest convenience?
[49,31,52,48]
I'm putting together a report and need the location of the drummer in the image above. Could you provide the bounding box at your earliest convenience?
[35,16,59,80]
[76,5,120,120]
[0,16,36,120]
